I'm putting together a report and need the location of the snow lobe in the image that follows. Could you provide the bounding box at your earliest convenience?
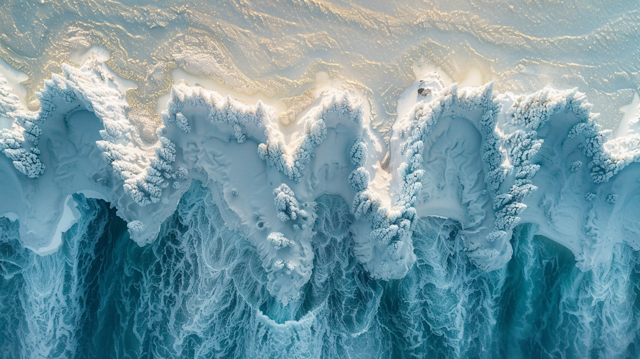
[3,61,640,303]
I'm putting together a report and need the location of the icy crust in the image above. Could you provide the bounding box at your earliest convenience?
[155,83,375,303]
[389,77,640,272]
[3,61,640,302]
[389,79,507,273]
[502,88,640,269]
[0,74,45,178]
[0,60,160,252]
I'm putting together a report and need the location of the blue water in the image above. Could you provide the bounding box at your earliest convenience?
[1,181,639,358]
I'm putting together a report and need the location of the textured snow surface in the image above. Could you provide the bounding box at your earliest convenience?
[2,58,640,357]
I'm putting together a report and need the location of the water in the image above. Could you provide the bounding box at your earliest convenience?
[1,182,639,358]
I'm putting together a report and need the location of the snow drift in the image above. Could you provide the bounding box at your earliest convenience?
[1,60,640,305]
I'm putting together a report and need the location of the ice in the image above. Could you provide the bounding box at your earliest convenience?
[2,56,640,298]
[1,2,640,356]
[157,68,287,116]
[0,57,28,107]
[27,195,81,256]
[616,92,640,138]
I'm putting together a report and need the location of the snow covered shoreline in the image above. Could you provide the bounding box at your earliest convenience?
[2,60,640,303]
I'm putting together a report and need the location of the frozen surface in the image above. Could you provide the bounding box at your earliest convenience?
[1,1,640,358]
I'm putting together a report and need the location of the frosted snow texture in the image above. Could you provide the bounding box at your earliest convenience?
[3,62,640,283]
[2,60,640,355]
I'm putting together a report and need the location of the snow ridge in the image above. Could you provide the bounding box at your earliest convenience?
[3,61,640,301]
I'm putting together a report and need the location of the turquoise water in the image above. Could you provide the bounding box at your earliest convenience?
[1,182,639,358]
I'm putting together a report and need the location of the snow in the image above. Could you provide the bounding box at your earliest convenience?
[27,195,81,256]
[0,57,28,108]
[3,55,640,301]
[459,68,484,89]
[615,92,640,138]
[156,68,288,116]
[70,46,137,94]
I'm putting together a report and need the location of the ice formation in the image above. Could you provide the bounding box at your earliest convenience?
[2,59,640,357]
